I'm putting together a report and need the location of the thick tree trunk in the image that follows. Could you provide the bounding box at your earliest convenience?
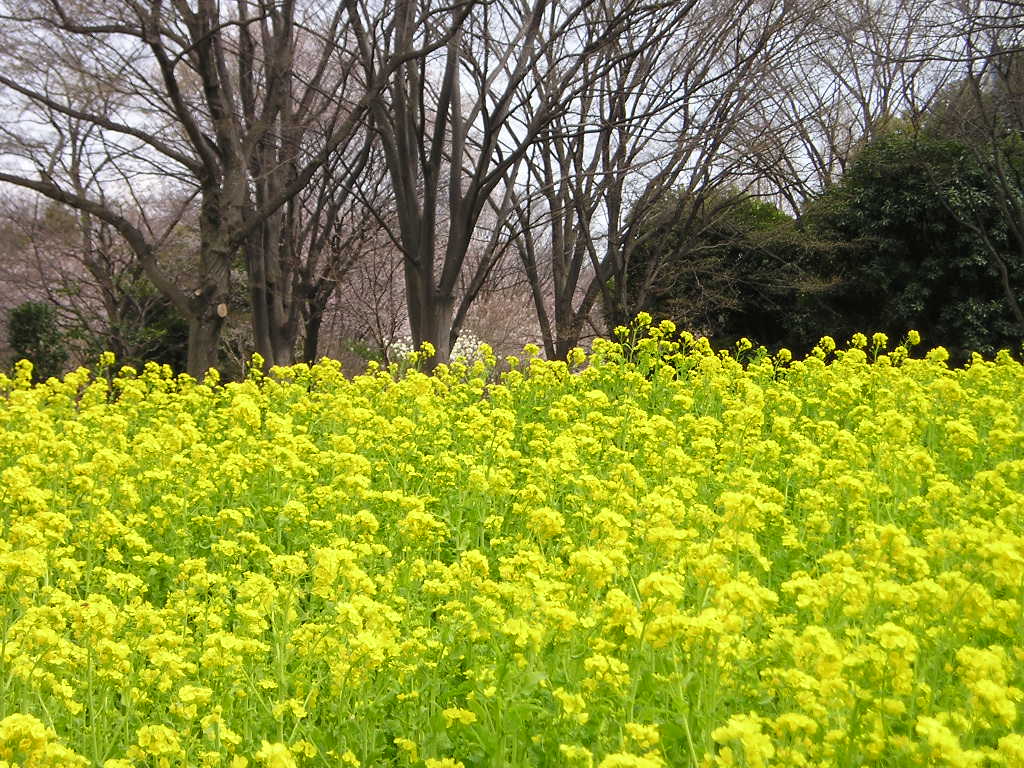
[271,327,295,367]
[410,298,454,367]
[547,280,603,360]
[249,238,273,366]
[433,297,455,364]
[302,276,340,365]
[184,263,230,377]
[250,278,300,368]
[553,336,575,362]
[552,292,577,360]
[247,216,300,369]
[406,267,454,367]
[186,195,237,378]
[303,308,324,364]
[250,290,299,367]
[186,312,224,378]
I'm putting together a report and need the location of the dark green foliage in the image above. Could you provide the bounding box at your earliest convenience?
[114,284,190,373]
[803,128,1024,360]
[608,191,836,353]
[7,300,68,380]
[619,122,1024,361]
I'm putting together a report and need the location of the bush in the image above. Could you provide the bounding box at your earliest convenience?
[803,127,1024,361]
[7,300,68,380]
[606,190,836,354]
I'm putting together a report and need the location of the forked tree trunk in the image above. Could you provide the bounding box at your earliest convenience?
[407,270,455,367]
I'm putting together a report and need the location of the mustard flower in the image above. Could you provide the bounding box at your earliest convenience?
[254,741,297,768]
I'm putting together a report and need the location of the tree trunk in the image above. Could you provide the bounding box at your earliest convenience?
[188,194,237,377]
[303,306,324,364]
[186,312,224,378]
[249,245,301,368]
[412,298,455,366]
[407,267,455,367]
[248,235,273,366]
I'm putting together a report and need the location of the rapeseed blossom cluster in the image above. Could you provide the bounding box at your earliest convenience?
[0,323,1022,766]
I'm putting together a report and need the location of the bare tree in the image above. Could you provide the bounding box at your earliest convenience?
[279,124,397,364]
[505,0,810,357]
[0,0,432,375]
[346,0,676,365]
[739,0,956,212]
[329,242,408,363]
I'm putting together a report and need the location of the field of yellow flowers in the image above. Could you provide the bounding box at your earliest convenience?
[1,321,1023,768]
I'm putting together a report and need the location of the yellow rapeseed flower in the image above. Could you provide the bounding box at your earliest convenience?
[254,741,297,768]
